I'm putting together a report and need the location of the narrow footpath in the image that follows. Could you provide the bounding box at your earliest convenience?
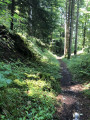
[54,58,90,120]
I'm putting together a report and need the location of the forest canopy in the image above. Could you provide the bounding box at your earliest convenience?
[0,0,89,56]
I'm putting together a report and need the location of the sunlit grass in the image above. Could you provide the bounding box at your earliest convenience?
[63,52,90,98]
[0,60,58,119]
[0,34,61,119]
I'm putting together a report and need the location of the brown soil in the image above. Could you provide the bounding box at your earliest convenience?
[54,58,90,120]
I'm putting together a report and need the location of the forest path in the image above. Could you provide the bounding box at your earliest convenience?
[54,57,90,120]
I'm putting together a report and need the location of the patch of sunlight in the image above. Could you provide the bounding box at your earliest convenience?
[70,84,83,92]
[53,54,58,58]
[15,10,19,14]
[46,92,55,98]
[25,89,35,96]
[26,80,50,89]
[14,79,26,86]
[71,49,84,56]
[56,55,64,60]
[41,56,48,62]
[37,39,45,46]
[29,42,34,46]
[83,83,90,90]
[17,33,27,39]
[58,49,84,60]
[26,89,55,101]
[24,73,39,79]
[48,51,55,57]
[34,47,40,53]
[27,89,44,97]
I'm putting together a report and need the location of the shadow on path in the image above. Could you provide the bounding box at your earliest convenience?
[53,58,90,120]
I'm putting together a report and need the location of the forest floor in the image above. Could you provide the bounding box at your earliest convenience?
[54,57,90,120]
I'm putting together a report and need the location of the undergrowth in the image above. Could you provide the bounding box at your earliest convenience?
[0,34,61,120]
[63,52,90,98]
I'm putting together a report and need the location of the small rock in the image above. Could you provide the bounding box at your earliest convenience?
[63,97,66,100]
[73,112,80,120]
[80,113,83,116]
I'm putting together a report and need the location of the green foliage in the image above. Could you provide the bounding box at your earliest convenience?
[0,0,63,43]
[82,83,90,98]
[63,53,90,82]
[0,60,58,119]
[0,0,11,27]
[50,39,64,55]
[0,35,61,119]
[63,52,90,97]
[83,89,90,99]
[0,74,12,88]
[0,63,12,88]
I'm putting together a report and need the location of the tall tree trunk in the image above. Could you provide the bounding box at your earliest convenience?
[64,0,68,56]
[64,0,70,57]
[74,0,79,55]
[68,0,75,59]
[29,5,33,34]
[10,0,15,30]
[83,22,86,48]
[51,4,53,42]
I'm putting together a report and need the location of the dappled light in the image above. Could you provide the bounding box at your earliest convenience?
[69,84,83,92]
[57,49,85,60]
[0,0,90,119]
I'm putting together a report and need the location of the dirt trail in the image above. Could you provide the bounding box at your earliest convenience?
[54,58,90,120]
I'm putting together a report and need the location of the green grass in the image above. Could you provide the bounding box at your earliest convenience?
[63,53,90,82]
[82,83,90,99]
[63,52,90,98]
[0,35,61,120]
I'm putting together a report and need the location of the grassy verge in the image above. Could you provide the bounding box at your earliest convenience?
[0,34,61,119]
[63,52,90,98]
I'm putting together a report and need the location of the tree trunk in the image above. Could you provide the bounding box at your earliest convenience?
[74,0,79,55]
[64,0,68,56]
[51,4,53,42]
[10,0,15,30]
[64,0,70,57]
[83,22,86,48]
[68,0,75,59]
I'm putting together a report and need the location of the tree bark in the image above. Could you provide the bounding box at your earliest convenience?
[10,0,15,30]
[68,0,75,59]
[83,22,86,48]
[64,0,68,56]
[64,0,70,57]
[74,0,79,55]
